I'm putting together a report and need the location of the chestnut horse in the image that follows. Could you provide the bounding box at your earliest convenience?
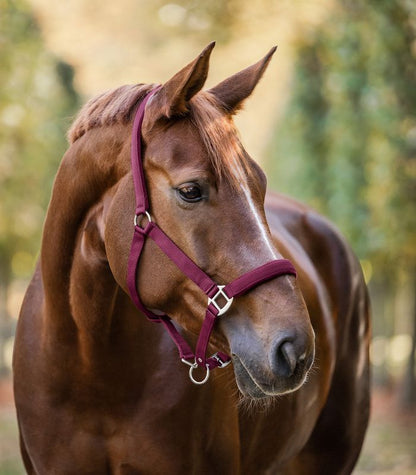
[14,43,370,474]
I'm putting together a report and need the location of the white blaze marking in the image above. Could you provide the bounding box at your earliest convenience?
[230,160,277,260]
[241,184,278,260]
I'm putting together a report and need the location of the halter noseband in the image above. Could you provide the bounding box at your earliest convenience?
[127,89,297,385]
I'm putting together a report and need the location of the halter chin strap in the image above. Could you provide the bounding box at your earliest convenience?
[127,88,297,384]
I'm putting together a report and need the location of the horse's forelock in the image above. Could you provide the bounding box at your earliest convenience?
[68,85,254,190]
[189,92,253,190]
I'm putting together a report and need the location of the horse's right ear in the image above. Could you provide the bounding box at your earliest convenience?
[209,46,277,114]
[145,42,215,122]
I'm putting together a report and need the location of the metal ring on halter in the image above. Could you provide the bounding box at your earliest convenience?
[134,211,152,228]
[181,359,210,385]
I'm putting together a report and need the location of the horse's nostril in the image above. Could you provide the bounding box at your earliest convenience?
[270,333,312,379]
[280,341,297,376]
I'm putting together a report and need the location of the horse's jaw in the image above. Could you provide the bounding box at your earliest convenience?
[232,354,311,399]
[231,353,312,399]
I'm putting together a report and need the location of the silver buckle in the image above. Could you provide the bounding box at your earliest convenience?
[208,285,234,316]
[181,359,210,385]
[211,352,231,369]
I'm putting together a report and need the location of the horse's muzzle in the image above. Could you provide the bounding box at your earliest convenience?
[231,330,315,398]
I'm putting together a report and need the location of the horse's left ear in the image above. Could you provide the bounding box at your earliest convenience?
[209,46,277,114]
[146,42,215,121]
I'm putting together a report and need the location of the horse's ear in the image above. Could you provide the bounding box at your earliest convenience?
[209,46,277,114]
[146,42,215,120]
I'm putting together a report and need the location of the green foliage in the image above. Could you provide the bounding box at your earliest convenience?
[268,0,416,275]
[153,0,241,43]
[0,0,79,281]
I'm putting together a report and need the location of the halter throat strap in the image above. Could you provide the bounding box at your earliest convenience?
[127,89,297,384]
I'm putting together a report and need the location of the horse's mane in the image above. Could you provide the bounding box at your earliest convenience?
[67,83,153,143]
[68,84,250,189]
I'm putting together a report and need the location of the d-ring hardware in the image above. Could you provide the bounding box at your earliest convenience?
[134,211,152,228]
[181,359,210,385]
[211,352,231,369]
[208,285,234,316]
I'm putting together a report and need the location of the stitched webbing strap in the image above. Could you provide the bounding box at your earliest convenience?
[127,89,297,382]
[224,260,297,298]
[129,219,296,367]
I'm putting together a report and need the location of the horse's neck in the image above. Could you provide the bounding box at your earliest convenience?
[69,200,117,336]
[40,128,129,338]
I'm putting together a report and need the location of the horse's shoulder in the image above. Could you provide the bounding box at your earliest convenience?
[18,262,44,319]
[265,191,365,316]
[265,191,350,257]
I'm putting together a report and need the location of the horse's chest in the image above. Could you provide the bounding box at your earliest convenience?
[38,390,239,474]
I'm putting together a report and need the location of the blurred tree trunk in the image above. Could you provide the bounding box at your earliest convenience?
[0,257,12,376]
[369,277,395,387]
[400,270,416,409]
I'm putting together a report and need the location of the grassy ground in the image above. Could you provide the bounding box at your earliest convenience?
[355,386,416,474]
[1,380,415,474]
[0,380,24,474]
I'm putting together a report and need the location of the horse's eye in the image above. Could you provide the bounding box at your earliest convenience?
[178,184,203,203]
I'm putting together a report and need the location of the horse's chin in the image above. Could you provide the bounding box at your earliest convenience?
[232,355,307,400]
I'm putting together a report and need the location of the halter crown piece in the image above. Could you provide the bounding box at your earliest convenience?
[127,89,297,384]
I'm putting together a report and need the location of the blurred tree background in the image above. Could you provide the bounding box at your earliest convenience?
[0,0,79,373]
[0,0,416,471]
[267,0,416,408]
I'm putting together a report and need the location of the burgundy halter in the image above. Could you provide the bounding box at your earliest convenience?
[127,89,297,384]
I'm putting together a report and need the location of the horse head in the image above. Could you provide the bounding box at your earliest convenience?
[104,43,315,399]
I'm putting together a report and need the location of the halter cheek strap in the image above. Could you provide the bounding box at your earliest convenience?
[127,89,297,385]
